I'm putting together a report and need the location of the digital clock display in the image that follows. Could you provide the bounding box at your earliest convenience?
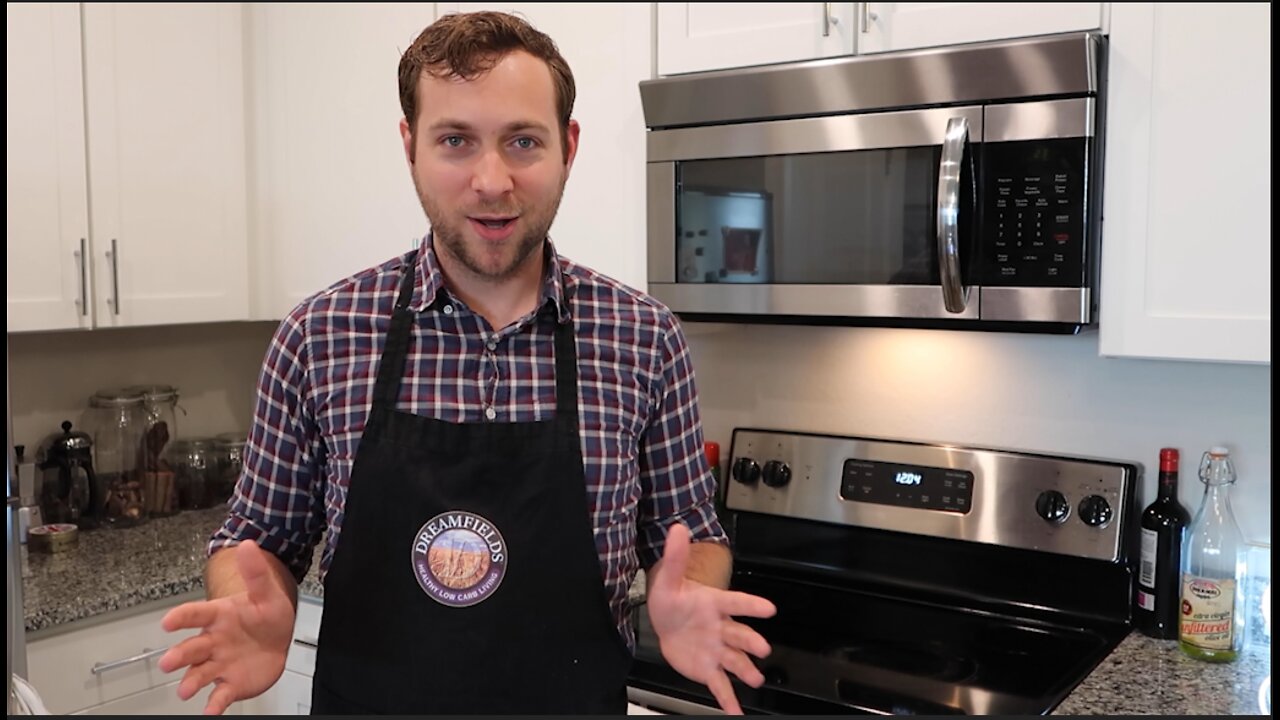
[840,459,974,514]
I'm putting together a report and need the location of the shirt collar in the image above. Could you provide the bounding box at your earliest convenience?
[409,233,574,324]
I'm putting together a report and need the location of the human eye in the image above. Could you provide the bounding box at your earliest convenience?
[511,136,539,151]
[441,135,467,149]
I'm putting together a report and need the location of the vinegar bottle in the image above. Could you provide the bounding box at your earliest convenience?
[1179,446,1247,661]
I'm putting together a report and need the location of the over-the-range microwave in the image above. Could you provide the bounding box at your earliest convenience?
[639,33,1107,334]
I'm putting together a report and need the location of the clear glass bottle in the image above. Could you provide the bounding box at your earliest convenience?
[164,438,215,511]
[211,431,247,506]
[124,384,181,517]
[87,388,149,527]
[1179,446,1247,661]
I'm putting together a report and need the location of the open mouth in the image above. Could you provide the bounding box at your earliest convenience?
[471,217,516,230]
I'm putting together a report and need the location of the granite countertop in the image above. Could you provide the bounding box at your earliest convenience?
[21,513,1271,715]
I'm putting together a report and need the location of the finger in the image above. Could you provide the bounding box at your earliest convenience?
[649,523,692,596]
[705,668,743,716]
[721,647,765,688]
[235,540,278,606]
[714,589,777,619]
[162,601,220,632]
[158,634,214,674]
[204,681,238,716]
[723,620,772,659]
[178,661,223,702]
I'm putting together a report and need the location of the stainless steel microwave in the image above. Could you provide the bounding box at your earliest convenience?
[639,33,1107,333]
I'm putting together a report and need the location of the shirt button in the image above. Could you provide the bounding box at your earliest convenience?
[486,340,497,351]
[442,305,454,315]
[484,407,496,421]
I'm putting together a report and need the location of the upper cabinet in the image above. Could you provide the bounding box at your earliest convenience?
[657,3,1107,75]
[246,4,436,321]
[7,3,250,332]
[1098,3,1270,364]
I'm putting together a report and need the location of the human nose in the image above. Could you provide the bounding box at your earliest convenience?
[470,148,514,198]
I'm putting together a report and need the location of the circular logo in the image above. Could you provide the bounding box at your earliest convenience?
[411,511,507,607]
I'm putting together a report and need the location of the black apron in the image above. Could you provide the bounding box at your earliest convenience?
[311,253,632,714]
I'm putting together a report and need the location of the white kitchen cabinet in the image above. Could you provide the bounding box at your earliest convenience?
[856,3,1106,54]
[75,679,236,716]
[242,595,322,715]
[246,4,435,321]
[431,3,652,292]
[6,3,92,332]
[1098,3,1270,364]
[657,2,855,76]
[6,3,251,332]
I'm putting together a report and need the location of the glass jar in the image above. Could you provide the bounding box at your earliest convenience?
[211,432,246,506]
[124,384,181,517]
[164,438,216,511]
[86,388,149,527]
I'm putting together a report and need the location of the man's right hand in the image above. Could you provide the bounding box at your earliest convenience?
[158,540,295,715]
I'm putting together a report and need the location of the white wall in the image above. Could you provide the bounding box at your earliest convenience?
[684,323,1272,545]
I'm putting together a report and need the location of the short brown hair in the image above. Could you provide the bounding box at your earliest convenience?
[398,11,576,159]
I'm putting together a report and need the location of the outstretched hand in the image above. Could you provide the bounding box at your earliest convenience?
[157,541,294,714]
[645,524,777,715]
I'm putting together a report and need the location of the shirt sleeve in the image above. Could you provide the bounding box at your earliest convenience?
[635,310,728,570]
[208,304,327,583]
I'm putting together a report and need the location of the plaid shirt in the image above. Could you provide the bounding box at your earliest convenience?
[210,238,725,645]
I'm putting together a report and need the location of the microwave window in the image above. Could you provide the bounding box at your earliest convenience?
[676,148,944,285]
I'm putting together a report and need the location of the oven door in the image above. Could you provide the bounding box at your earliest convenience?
[645,105,982,322]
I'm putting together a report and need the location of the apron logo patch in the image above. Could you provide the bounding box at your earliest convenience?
[411,511,508,607]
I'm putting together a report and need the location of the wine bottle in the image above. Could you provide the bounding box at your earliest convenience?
[1134,448,1190,639]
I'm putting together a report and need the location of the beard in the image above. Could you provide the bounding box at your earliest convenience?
[416,176,567,282]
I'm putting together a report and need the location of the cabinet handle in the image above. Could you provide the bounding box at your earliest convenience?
[90,646,169,675]
[293,638,318,650]
[822,3,839,36]
[862,3,877,33]
[106,238,120,315]
[75,238,88,317]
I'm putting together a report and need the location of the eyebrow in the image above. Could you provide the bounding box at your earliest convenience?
[427,119,553,135]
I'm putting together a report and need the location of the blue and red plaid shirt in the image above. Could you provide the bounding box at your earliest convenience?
[210,238,726,644]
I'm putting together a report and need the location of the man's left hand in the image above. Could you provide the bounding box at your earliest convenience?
[645,523,777,715]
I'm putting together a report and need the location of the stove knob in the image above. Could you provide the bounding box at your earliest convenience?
[762,461,792,488]
[1078,495,1113,527]
[732,457,761,485]
[1034,490,1070,524]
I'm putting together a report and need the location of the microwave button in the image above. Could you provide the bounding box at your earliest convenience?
[1054,232,1070,244]
[1001,267,1017,277]
[996,253,1009,263]
[1055,214,1070,224]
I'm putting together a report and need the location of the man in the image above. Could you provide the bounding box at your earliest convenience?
[158,10,774,715]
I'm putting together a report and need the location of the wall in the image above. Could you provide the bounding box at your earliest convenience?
[683,322,1272,545]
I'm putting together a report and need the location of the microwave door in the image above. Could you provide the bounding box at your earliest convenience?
[646,106,983,321]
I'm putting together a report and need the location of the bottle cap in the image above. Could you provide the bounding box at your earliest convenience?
[705,441,720,468]
[1208,445,1230,456]
[1159,448,1179,473]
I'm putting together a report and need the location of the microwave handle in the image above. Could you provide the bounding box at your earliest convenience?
[936,116,971,313]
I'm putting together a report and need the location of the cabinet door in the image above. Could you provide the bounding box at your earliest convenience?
[245,669,313,715]
[657,3,855,76]
[247,4,435,321]
[6,3,93,332]
[82,3,250,327]
[1098,3,1270,364]
[439,3,651,291]
[74,679,239,715]
[858,3,1105,54]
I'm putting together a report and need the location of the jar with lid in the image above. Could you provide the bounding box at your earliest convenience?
[164,438,216,511]
[211,432,246,506]
[86,388,149,527]
[124,384,181,517]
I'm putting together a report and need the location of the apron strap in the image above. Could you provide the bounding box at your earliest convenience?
[370,251,420,412]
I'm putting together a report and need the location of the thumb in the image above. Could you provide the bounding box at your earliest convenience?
[236,540,279,606]
[650,523,692,596]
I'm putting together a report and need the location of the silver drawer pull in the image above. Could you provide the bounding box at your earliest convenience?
[293,638,318,650]
[91,646,169,675]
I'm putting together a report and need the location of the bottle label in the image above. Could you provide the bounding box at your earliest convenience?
[1139,528,1158,588]
[1180,577,1236,650]
[1137,589,1155,611]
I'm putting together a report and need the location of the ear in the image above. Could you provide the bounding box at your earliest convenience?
[400,117,415,167]
[563,119,581,174]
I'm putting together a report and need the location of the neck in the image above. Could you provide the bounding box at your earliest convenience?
[436,240,546,330]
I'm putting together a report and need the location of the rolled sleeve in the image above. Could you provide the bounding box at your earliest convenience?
[635,312,728,569]
[208,306,326,583]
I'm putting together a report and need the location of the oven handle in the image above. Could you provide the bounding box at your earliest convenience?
[936,116,971,314]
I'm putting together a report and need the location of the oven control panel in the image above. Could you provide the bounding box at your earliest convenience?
[725,428,1138,562]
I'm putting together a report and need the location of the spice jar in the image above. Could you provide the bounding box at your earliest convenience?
[211,432,246,506]
[164,438,215,511]
[124,384,181,517]
[86,388,149,527]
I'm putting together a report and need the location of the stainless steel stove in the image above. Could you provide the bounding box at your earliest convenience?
[628,428,1139,715]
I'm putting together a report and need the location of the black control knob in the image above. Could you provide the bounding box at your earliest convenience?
[1035,490,1070,524]
[761,461,792,488]
[1078,495,1113,527]
[732,457,760,485]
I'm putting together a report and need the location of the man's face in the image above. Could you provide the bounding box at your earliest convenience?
[401,51,579,282]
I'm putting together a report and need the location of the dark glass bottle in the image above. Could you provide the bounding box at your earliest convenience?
[1134,448,1191,639]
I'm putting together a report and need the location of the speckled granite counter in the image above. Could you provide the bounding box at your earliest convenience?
[21,507,324,635]
[1056,631,1271,715]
